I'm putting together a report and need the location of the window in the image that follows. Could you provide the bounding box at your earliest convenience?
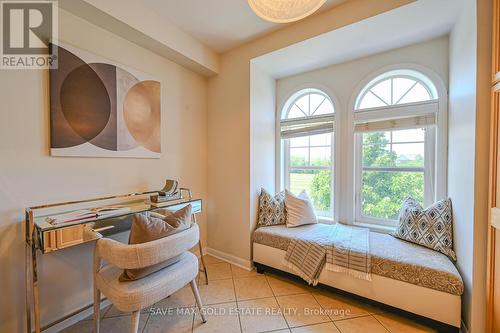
[358,129,425,221]
[356,70,437,110]
[354,70,439,227]
[280,89,335,219]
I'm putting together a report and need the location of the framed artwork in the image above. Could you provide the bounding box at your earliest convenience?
[49,43,161,158]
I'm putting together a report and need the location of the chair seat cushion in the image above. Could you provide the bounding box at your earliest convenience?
[97,251,198,312]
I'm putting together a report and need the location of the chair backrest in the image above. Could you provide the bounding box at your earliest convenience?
[94,223,199,270]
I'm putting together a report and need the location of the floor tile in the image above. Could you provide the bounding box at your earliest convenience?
[198,278,236,305]
[275,293,330,328]
[231,264,259,278]
[374,313,438,333]
[150,284,196,310]
[82,304,111,321]
[201,262,232,281]
[312,291,372,321]
[266,274,311,296]
[98,314,148,333]
[238,297,288,333]
[291,322,340,333]
[192,302,241,333]
[103,304,149,318]
[144,308,194,333]
[334,316,389,333]
[234,276,274,301]
[59,319,93,333]
[65,260,444,333]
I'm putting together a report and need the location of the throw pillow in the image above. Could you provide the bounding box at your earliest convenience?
[258,188,286,227]
[393,198,456,260]
[285,189,318,228]
[120,204,193,281]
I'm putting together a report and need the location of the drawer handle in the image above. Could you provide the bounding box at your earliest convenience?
[92,226,115,232]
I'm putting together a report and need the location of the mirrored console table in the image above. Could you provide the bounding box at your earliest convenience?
[25,188,207,333]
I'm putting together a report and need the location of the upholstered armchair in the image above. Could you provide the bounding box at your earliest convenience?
[93,223,206,333]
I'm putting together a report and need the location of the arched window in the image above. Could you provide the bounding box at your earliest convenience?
[353,70,441,226]
[355,69,438,110]
[280,88,335,219]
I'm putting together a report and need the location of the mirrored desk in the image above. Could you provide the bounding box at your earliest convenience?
[25,188,206,333]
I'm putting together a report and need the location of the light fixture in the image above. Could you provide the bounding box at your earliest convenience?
[248,0,327,23]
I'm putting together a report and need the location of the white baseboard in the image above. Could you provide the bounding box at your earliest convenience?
[44,299,111,333]
[460,319,469,333]
[206,247,253,270]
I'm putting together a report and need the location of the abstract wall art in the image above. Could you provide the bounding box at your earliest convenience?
[49,43,161,158]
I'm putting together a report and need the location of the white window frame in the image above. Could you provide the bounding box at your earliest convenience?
[277,87,337,223]
[354,121,435,227]
[351,68,447,229]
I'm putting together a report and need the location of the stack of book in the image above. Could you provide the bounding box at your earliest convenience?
[45,206,131,225]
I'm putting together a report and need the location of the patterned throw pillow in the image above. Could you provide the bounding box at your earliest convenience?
[258,189,286,227]
[393,198,457,261]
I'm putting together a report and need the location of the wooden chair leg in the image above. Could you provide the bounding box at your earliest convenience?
[130,311,140,333]
[93,287,101,333]
[190,280,206,323]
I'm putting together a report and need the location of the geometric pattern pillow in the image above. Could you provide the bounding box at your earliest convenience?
[257,188,286,227]
[393,198,457,261]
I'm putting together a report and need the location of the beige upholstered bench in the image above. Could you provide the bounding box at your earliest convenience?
[252,223,463,328]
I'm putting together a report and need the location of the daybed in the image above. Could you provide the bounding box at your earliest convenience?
[252,223,463,328]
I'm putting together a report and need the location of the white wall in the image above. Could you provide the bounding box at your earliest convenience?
[0,9,208,333]
[276,37,449,225]
[448,1,480,331]
[249,63,276,241]
[447,0,491,332]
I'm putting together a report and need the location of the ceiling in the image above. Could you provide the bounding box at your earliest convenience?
[253,0,462,78]
[140,0,348,53]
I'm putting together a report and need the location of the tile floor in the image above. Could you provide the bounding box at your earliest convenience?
[62,255,441,333]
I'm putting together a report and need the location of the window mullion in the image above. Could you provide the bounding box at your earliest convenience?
[391,78,394,105]
[395,81,418,105]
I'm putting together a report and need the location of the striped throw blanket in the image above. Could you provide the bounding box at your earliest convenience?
[283,223,371,285]
[326,223,372,281]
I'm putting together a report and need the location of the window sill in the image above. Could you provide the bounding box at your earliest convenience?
[353,221,396,234]
[317,217,334,224]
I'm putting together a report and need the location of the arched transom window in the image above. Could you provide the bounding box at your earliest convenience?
[356,70,438,110]
[280,88,335,219]
[285,89,334,119]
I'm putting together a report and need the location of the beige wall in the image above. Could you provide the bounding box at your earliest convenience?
[60,0,220,76]
[0,9,208,333]
[207,0,414,265]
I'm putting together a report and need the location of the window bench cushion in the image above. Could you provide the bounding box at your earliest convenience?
[252,224,463,296]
